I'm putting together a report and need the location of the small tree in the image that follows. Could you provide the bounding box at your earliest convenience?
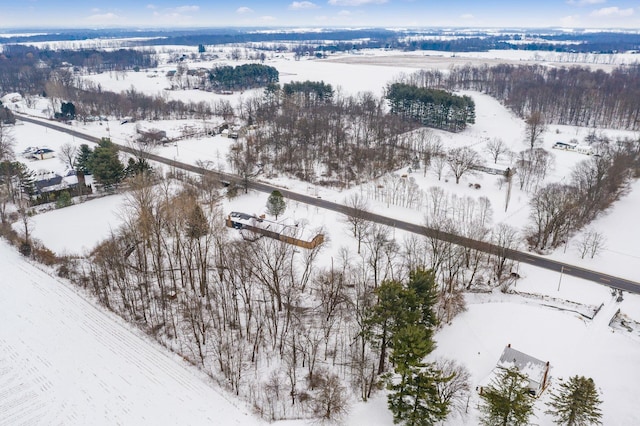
[486,138,509,164]
[55,191,73,209]
[75,144,94,175]
[479,366,534,426]
[310,373,349,423]
[387,361,451,426]
[0,121,15,162]
[58,143,78,171]
[525,111,546,149]
[434,358,471,416]
[267,190,286,219]
[344,192,370,254]
[545,376,603,426]
[446,147,480,184]
[60,101,76,120]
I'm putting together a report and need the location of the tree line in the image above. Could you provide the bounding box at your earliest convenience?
[527,136,640,250]
[386,83,475,132]
[0,45,156,94]
[401,64,640,130]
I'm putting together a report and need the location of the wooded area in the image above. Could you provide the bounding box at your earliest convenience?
[386,83,475,132]
[401,64,640,130]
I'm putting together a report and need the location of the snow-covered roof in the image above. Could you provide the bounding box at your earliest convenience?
[497,345,548,387]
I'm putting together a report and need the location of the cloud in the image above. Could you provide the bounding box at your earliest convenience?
[560,14,581,26]
[173,5,199,13]
[146,4,157,9]
[590,6,634,17]
[460,13,474,20]
[86,12,119,23]
[338,9,351,16]
[328,0,387,6]
[567,0,606,5]
[289,1,318,10]
[259,15,277,22]
[236,6,253,14]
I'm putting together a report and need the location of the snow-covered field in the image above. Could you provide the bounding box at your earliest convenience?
[0,240,258,426]
[3,45,640,424]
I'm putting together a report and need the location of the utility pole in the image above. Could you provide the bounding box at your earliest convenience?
[557,265,564,291]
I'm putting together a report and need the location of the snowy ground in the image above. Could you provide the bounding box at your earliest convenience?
[3,46,640,425]
[0,240,258,426]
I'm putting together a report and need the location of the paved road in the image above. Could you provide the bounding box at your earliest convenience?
[18,114,640,294]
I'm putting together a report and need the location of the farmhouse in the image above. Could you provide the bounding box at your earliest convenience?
[226,212,324,249]
[480,344,551,397]
[552,141,592,155]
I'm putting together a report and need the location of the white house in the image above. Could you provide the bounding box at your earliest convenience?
[479,344,551,397]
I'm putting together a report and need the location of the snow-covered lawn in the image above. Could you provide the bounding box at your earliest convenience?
[26,193,128,256]
[0,240,258,426]
[431,290,640,425]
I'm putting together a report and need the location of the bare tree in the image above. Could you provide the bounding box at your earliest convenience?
[525,111,546,149]
[363,223,397,289]
[446,147,480,184]
[58,142,78,170]
[576,229,606,259]
[310,371,349,423]
[434,358,471,416]
[0,121,15,162]
[490,223,521,282]
[18,208,33,256]
[344,193,370,254]
[528,183,577,250]
[433,155,447,181]
[485,138,509,164]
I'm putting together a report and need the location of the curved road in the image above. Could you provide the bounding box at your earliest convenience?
[17,114,640,294]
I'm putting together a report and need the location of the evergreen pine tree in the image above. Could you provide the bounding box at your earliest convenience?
[266,190,286,219]
[365,280,421,374]
[407,268,439,332]
[387,362,450,426]
[186,204,209,239]
[75,144,94,175]
[479,366,534,426]
[371,270,457,425]
[91,138,124,188]
[545,376,603,425]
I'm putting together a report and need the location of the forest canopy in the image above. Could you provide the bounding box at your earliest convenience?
[207,63,279,91]
[385,83,475,132]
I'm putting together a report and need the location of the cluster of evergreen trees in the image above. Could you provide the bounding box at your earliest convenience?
[386,83,475,132]
[366,269,454,424]
[76,138,151,189]
[207,64,278,91]
[480,369,602,426]
[282,80,334,106]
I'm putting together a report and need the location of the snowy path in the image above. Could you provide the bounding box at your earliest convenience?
[0,241,259,426]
